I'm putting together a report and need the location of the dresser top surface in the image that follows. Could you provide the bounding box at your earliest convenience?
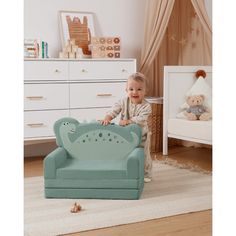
[24,58,136,62]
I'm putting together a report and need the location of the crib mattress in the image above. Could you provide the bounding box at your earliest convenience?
[168,118,212,143]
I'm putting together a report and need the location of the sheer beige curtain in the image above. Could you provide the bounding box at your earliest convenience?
[191,0,212,37]
[139,0,175,96]
[140,0,212,97]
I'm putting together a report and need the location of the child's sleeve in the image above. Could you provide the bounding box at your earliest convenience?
[106,99,123,119]
[130,103,152,125]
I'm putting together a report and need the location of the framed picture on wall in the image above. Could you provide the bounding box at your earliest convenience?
[58,10,95,56]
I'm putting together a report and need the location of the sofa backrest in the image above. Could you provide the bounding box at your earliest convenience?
[54,117,142,160]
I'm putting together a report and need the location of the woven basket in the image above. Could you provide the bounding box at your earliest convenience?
[148,103,163,153]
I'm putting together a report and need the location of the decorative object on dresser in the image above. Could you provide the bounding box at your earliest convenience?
[58,11,95,57]
[58,39,83,59]
[146,97,163,154]
[24,59,136,141]
[163,66,212,155]
[24,39,49,58]
[91,37,121,58]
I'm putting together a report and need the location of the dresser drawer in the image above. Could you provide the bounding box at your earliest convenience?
[25,61,68,81]
[70,82,126,108]
[24,83,69,111]
[69,60,136,80]
[70,108,120,124]
[24,110,69,138]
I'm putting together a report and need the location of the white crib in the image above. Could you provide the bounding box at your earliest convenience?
[163,66,212,155]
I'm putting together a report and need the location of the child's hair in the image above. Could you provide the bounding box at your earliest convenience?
[127,72,147,89]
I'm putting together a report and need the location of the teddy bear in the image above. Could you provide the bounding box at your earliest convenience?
[184,95,211,121]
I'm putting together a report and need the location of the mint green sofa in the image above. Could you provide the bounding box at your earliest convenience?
[44,117,144,199]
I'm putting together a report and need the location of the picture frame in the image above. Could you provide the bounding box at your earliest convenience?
[58,11,95,56]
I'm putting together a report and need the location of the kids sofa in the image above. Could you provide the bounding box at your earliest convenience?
[44,117,144,199]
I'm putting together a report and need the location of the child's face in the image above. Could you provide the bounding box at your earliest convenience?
[126,79,145,104]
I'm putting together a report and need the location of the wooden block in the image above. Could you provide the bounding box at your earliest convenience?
[71,39,76,45]
[69,52,75,58]
[59,52,64,58]
[66,45,72,53]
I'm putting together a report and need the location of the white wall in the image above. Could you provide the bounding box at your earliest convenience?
[24,0,147,67]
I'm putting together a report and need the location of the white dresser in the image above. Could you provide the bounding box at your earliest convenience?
[24,59,136,140]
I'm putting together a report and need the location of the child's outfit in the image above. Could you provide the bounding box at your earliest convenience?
[106,97,152,179]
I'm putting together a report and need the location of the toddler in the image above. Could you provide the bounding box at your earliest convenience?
[100,72,152,182]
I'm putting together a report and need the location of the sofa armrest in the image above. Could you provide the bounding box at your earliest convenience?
[43,147,68,179]
[126,148,144,179]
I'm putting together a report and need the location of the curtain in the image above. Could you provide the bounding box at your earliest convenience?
[140,0,212,97]
[191,0,212,37]
[140,0,175,75]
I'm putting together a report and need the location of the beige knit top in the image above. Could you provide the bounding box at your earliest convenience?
[107,97,152,137]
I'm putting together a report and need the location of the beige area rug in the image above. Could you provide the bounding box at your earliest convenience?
[24,161,212,236]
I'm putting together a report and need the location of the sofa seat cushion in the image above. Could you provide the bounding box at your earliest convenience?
[168,118,212,142]
[56,158,128,179]
[45,178,139,189]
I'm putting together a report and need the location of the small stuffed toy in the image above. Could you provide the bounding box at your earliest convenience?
[70,202,82,213]
[184,95,211,121]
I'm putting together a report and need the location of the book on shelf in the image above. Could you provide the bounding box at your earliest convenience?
[24,39,49,58]
[24,39,38,58]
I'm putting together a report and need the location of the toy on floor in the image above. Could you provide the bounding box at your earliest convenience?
[70,202,82,213]
[184,95,211,121]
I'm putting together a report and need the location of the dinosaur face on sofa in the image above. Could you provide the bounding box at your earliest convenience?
[53,117,142,160]
[60,121,76,134]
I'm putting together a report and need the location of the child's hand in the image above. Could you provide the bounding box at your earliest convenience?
[99,115,113,126]
[119,120,131,126]
[99,119,111,126]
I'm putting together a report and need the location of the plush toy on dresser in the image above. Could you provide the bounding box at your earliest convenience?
[184,94,212,121]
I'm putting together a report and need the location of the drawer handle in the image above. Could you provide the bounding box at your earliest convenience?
[122,69,128,72]
[81,69,88,73]
[27,123,44,127]
[26,96,44,100]
[54,69,60,73]
[97,93,113,97]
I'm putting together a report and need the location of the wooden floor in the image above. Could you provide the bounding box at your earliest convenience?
[24,146,212,236]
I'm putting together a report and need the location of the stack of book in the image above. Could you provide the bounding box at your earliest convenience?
[24,39,38,58]
[24,39,49,58]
